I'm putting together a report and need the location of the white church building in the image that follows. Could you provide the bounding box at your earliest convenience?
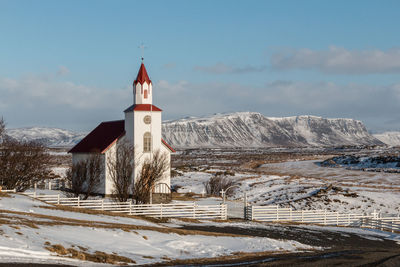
[69,62,175,196]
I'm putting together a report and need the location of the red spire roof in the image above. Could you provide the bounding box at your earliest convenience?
[134,63,152,85]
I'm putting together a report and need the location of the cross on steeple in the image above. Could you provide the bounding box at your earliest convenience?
[138,43,147,61]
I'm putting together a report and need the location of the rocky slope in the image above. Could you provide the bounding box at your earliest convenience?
[5,127,86,147]
[373,131,400,147]
[162,112,384,148]
[6,112,385,148]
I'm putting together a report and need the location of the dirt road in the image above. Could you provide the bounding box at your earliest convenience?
[179,223,400,266]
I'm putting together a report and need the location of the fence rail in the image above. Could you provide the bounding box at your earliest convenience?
[23,193,227,220]
[246,205,400,231]
[0,189,17,193]
[360,218,400,233]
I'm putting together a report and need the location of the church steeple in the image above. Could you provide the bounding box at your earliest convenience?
[133,62,152,104]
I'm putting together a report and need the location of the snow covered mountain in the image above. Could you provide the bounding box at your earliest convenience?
[6,112,385,148]
[162,112,384,148]
[373,131,400,147]
[5,127,86,147]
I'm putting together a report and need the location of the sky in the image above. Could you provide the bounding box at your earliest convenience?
[1,0,400,133]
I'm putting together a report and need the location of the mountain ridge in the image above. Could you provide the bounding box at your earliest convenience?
[4,112,391,148]
[162,112,384,148]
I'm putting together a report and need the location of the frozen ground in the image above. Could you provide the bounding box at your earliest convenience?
[172,159,400,215]
[0,194,317,266]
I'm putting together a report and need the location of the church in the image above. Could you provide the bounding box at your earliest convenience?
[69,61,175,196]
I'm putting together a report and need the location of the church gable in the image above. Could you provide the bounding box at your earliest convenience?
[69,120,125,154]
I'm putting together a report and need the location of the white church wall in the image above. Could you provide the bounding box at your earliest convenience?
[134,82,152,104]
[124,111,134,142]
[71,153,106,195]
[104,141,117,195]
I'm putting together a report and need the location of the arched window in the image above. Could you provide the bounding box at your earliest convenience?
[143,132,152,152]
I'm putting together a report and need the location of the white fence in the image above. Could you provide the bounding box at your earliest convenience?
[246,205,400,231]
[360,218,400,233]
[24,193,227,220]
[0,189,16,193]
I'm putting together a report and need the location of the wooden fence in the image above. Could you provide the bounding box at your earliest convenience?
[0,189,17,193]
[246,205,400,228]
[23,193,227,220]
[360,218,400,233]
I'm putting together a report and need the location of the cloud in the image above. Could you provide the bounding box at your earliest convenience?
[0,71,131,131]
[57,66,70,76]
[270,46,400,74]
[194,62,267,74]
[161,63,176,70]
[155,79,400,131]
[1,69,399,132]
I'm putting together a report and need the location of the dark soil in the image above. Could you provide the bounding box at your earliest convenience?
[178,223,400,266]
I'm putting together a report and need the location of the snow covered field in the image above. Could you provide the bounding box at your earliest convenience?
[0,194,317,266]
[172,159,400,215]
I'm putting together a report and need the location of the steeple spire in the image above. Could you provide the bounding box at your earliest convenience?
[134,63,152,85]
[133,62,152,105]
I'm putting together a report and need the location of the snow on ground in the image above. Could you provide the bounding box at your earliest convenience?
[168,219,400,243]
[171,160,400,215]
[0,194,317,265]
[0,194,160,227]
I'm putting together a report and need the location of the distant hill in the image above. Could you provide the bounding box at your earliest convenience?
[6,112,386,148]
[373,131,400,147]
[5,127,86,148]
[162,112,384,148]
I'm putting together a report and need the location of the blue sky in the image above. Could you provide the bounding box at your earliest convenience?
[1,0,400,132]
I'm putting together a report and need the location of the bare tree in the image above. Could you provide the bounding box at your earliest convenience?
[0,117,5,140]
[0,139,52,191]
[203,176,238,197]
[65,154,103,199]
[65,162,86,197]
[133,150,169,204]
[107,140,136,202]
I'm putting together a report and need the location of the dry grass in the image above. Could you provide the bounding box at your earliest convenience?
[45,243,136,265]
[38,204,168,224]
[151,249,297,266]
[0,192,11,198]
[171,192,198,201]
[0,209,244,238]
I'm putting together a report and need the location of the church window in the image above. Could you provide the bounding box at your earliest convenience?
[144,90,148,99]
[143,132,152,152]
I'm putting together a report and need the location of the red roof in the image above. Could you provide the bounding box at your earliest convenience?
[134,63,152,85]
[162,138,176,152]
[124,104,162,112]
[69,120,125,154]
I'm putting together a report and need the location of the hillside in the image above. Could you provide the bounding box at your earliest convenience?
[6,113,385,148]
[5,127,86,147]
[373,131,400,147]
[162,112,383,148]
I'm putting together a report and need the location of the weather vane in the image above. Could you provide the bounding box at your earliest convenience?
[138,43,147,61]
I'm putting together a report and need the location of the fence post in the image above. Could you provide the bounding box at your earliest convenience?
[251,206,254,221]
[49,181,52,190]
[324,210,327,225]
[223,204,227,220]
[276,205,279,221]
[160,203,163,219]
[57,194,60,205]
[77,196,80,207]
[101,199,104,211]
[193,202,196,219]
[34,183,37,198]
[301,210,304,223]
[129,200,132,215]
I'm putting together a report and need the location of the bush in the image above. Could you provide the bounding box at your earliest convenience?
[203,176,238,197]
